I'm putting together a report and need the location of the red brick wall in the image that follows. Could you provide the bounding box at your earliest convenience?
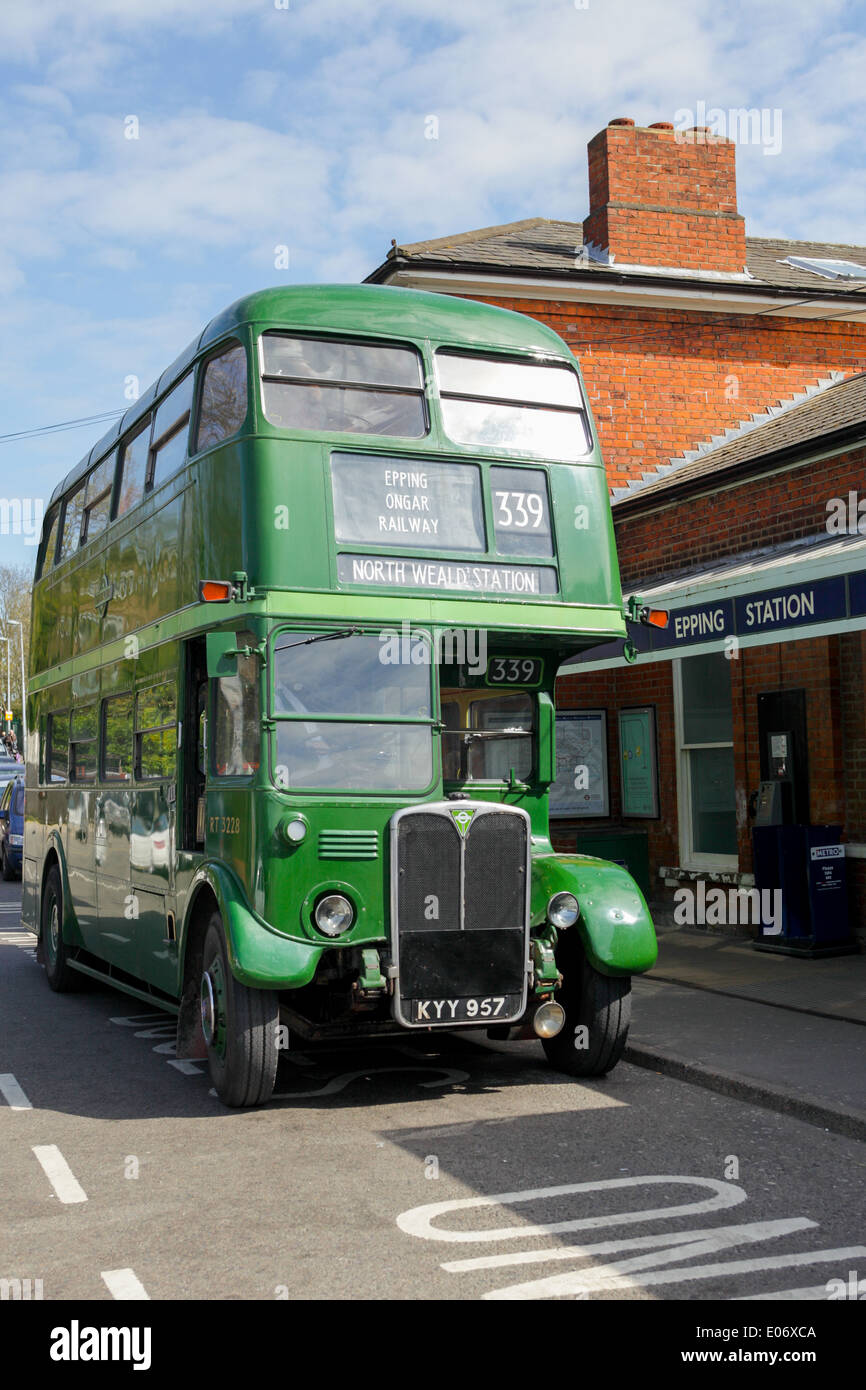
[472,296,866,493]
[614,445,866,587]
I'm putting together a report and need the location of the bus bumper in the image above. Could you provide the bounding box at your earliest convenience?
[532,853,657,976]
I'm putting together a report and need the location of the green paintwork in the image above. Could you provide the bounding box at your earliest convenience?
[530,849,658,976]
[24,284,655,1026]
[189,862,323,989]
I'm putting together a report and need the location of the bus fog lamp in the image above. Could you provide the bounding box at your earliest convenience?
[533,1000,566,1038]
[547,891,579,928]
[314,894,355,937]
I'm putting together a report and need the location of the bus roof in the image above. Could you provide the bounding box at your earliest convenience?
[50,285,573,507]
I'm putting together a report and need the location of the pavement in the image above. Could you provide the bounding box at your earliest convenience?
[627,927,866,1141]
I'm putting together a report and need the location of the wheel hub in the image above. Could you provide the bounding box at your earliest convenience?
[49,902,59,957]
[200,956,226,1056]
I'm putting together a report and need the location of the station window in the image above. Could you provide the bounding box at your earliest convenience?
[135,682,176,781]
[260,333,426,439]
[101,693,134,783]
[70,704,98,783]
[674,652,737,866]
[150,373,194,491]
[196,342,248,451]
[47,711,70,784]
[116,420,151,518]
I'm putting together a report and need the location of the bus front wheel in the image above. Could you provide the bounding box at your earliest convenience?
[541,951,631,1078]
[41,864,80,993]
[200,914,279,1107]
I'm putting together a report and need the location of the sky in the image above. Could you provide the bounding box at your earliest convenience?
[1,0,865,570]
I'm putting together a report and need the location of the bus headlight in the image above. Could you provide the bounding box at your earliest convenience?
[547,891,579,928]
[282,816,308,844]
[314,893,355,937]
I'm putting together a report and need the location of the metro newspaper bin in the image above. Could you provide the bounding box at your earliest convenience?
[752,822,856,957]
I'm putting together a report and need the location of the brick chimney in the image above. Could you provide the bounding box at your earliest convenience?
[582,117,746,273]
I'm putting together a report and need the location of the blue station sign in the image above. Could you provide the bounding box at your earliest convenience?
[573,568,866,664]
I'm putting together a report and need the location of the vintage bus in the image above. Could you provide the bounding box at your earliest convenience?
[24,285,659,1106]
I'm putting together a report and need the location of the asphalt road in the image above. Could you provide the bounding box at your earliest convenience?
[2,878,865,1304]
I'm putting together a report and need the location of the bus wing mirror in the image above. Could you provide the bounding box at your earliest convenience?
[206,632,239,678]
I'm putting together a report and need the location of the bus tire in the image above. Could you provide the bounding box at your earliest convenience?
[41,864,80,993]
[541,952,631,1078]
[200,914,279,1107]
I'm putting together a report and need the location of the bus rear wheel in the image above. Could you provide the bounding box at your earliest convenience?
[200,914,279,1107]
[541,951,631,1078]
[41,864,80,993]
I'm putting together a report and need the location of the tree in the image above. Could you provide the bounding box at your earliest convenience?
[0,563,32,718]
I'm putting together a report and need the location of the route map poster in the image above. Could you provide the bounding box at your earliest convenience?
[549,710,609,818]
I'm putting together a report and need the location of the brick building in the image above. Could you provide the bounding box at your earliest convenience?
[366,117,866,941]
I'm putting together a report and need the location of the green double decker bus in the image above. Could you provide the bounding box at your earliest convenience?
[24,284,658,1106]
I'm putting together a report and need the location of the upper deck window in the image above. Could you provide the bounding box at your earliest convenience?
[81,452,116,544]
[196,342,247,451]
[38,508,60,579]
[117,420,151,518]
[436,351,591,460]
[150,373,194,491]
[260,334,426,439]
[58,480,86,563]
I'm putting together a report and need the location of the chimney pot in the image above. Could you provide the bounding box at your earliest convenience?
[608,117,635,126]
[648,122,674,130]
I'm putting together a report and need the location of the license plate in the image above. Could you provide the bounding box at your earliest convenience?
[409,993,522,1024]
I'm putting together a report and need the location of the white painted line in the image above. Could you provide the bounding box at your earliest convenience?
[168,1059,204,1075]
[101,1268,150,1300]
[737,1285,832,1300]
[32,1145,88,1204]
[0,1073,33,1110]
[442,1218,815,1273]
[483,1245,866,1300]
[398,1176,746,1243]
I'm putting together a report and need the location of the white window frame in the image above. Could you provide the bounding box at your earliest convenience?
[673,656,738,872]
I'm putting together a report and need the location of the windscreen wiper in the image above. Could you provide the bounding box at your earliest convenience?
[276,628,361,652]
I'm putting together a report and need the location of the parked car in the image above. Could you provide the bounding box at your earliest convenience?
[0,775,24,880]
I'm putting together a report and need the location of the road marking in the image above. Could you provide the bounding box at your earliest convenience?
[32,1145,87,1203]
[483,1245,866,1300]
[0,1073,33,1109]
[168,1060,205,1075]
[399,1174,866,1302]
[397,1175,746,1243]
[737,1284,834,1300]
[273,1064,470,1100]
[101,1268,150,1300]
[442,1218,815,1273]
